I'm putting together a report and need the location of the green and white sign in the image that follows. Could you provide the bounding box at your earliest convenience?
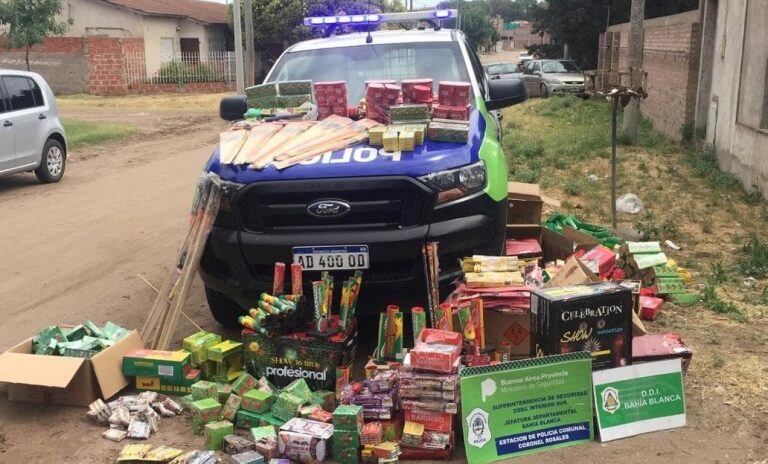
[593,358,686,442]
[460,352,594,463]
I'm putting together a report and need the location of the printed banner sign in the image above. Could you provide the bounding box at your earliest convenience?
[460,352,594,463]
[593,358,686,442]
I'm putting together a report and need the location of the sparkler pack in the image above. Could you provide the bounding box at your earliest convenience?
[531,282,633,369]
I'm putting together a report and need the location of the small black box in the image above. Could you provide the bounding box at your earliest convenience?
[531,282,633,370]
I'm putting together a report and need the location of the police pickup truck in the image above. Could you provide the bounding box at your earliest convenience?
[201,10,526,325]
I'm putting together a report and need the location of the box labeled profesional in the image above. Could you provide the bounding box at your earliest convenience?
[531,282,633,370]
[0,329,144,406]
[242,318,357,391]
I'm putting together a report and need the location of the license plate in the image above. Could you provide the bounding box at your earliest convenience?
[292,245,369,271]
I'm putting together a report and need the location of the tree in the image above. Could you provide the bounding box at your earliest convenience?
[531,0,605,69]
[458,1,497,52]
[0,0,67,71]
[488,0,539,22]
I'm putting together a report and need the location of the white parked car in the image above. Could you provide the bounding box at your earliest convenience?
[0,70,67,183]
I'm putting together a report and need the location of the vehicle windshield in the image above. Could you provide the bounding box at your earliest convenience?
[267,42,471,103]
[541,60,582,73]
[486,63,517,75]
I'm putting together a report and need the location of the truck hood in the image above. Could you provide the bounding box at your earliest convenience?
[206,109,485,183]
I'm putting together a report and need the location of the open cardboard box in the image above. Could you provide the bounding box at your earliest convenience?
[0,329,144,406]
[507,224,599,263]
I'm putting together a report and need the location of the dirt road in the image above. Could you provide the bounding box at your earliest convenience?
[0,100,764,462]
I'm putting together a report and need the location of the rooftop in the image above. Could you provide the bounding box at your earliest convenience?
[100,0,229,25]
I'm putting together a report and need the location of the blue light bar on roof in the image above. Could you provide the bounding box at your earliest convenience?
[303,9,457,28]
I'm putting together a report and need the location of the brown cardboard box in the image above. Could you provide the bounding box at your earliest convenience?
[0,329,144,406]
[507,182,543,225]
[506,225,598,263]
[483,309,532,359]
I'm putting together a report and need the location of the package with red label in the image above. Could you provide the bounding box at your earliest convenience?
[403,408,453,433]
[314,81,348,119]
[432,104,470,121]
[639,295,664,320]
[409,329,462,373]
[437,81,471,106]
[401,79,434,104]
[579,245,617,278]
[365,83,401,123]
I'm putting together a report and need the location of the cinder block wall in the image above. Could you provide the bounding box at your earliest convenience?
[599,10,701,139]
[0,37,88,94]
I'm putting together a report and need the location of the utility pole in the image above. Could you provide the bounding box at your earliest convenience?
[622,0,644,144]
[244,0,255,87]
[233,0,245,94]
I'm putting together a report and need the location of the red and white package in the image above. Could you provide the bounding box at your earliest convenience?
[314,81,348,118]
[409,329,462,373]
[438,81,471,106]
[402,79,434,104]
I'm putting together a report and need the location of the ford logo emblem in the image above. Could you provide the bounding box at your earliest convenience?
[307,200,351,218]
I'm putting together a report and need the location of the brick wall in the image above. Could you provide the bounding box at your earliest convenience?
[641,22,700,139]
[598,10,701,139]
[86,37,129,96]
[0,36,231,96]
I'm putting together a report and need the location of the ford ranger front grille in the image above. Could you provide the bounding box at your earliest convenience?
[236,177,434,232]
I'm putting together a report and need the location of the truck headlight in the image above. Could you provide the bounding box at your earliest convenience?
[419,160,486,205]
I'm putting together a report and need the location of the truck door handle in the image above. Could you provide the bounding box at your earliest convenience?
[38,114,47,120]
[3,120,11,127]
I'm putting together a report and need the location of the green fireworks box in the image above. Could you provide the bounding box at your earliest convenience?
[276,94,313,108]
[531,282,633,370]
[277,80,313,96]
[245,83,277,99]
[191,380,218,401]
[204,420,234,451]
[242,317,357,391]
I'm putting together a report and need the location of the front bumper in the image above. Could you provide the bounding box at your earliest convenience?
[199,191,507,310]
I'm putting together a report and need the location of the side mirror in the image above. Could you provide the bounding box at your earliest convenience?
[220,95,248,121]
[485,77,526,110]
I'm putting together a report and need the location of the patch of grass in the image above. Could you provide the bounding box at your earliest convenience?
[62,118,136,150]
[634,213,679,240]
[701,278,748,322]
[739,233,768,278]
[743,187,762,205]
[511,167,541,183]
[564,178,584,196]
[711,263,728,284]
[684,143,741,191]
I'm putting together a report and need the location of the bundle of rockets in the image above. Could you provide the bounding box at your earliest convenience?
[238,263,363,337]
[219,79,473,170]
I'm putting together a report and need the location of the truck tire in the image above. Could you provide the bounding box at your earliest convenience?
[35,138,66,183]
[205,287,245,328]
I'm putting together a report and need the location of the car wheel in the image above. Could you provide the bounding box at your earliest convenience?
[540,84,549,99]
[205,286,245,328]
[35,138,66,183]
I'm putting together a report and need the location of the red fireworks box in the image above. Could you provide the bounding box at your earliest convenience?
[402,79,434,104]
[314,81,348,118]
[437,81,471,106]
[366,83,402,123]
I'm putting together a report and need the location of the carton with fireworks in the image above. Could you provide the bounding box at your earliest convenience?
[531,282,633,369]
